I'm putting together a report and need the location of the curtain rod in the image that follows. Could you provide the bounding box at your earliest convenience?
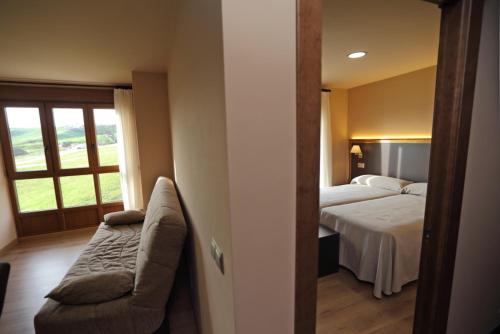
[0,80,132,90]
[321,88,331,92]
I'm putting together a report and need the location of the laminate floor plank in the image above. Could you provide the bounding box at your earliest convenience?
[0,227,198,334]
[0,228,94,334]
[317,269,417,334]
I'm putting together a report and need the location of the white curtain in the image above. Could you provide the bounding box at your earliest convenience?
[320,91,333,188]
[114,89,144,210]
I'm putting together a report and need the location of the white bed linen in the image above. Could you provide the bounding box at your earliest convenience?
[320,184,399,208]
[320,195,425,298]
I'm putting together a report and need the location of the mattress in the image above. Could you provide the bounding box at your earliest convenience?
[320,184,399,208]
[320,194,426,298]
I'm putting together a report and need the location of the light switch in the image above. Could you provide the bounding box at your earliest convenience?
[357,162,365,169]
[210,238,224,274]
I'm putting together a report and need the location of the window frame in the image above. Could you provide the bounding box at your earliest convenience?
[0,95,124,236]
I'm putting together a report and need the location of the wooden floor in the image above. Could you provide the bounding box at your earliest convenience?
[0,228,96,334]
[0,228,197,334]
[1,229,416,334]
[316,269,417,334]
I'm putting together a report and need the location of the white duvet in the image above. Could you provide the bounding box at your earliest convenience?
[320,194,425,298]
[320,184,399,208]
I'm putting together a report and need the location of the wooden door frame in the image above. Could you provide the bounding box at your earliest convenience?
[294,0,485,333]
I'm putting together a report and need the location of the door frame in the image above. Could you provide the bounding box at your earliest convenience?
[294,0,485,333]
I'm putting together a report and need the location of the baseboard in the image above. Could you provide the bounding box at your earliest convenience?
[18,226,97,242]
[0,238,18,256]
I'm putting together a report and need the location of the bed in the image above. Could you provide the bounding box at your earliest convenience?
[320,174,410,208]
[320,184,399,208]
[320,191,426,298]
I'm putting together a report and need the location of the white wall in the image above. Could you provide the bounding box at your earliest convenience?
[167,1,235,333]
[447,1,500,333]
[0,148,17,250]
[221,0,296,333]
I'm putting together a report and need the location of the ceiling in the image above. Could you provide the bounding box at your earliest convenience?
[322,0,441,89]
[0,0,440,87]
[0,0,177,85]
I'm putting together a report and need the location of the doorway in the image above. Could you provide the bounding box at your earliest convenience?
[294,0,485,333]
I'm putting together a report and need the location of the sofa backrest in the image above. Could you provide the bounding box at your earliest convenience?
[132,177,187,309]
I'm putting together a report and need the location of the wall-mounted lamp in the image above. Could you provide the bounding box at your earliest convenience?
[350,145,363,159]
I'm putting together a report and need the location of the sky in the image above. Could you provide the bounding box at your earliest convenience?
[5,107,116,128]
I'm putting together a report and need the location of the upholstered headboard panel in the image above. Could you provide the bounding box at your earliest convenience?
[349,139,431,183]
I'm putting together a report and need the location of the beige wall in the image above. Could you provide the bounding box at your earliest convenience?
[132,71,173,204]
[0,148,17,250]
[167,1,235,333]
[348,66,436,139]
[329,89,349,185]
[222,0,296,332]
[447,2,500,333]
[168,1,297,333]
[326,66,436,183]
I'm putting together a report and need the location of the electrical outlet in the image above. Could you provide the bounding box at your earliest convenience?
[210,238,224,274]
[357,162,365,169]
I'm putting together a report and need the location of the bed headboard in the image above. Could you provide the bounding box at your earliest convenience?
[349,139,431,183]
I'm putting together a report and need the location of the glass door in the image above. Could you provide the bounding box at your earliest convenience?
[0,101,124,236]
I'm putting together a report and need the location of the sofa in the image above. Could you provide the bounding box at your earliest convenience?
[34,177,187,334]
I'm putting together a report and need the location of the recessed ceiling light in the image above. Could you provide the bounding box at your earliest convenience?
[347,51,367,59]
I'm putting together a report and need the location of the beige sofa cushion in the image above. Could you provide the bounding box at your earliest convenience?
[46,270,134,305]
[104,210,145,226]
[65,223,142,278]
[132,177,187,308]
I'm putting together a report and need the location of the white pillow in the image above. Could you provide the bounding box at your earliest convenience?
[352,175,412,192]
[402,183,428,197]
[350,174,377,185]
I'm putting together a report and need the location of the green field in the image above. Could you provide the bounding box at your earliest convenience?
[10,126,123,212]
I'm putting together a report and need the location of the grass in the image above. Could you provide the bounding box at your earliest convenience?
[15,178,58,212]
[15,168,122,213]
[10,127,123,212]
[14,144,119,172]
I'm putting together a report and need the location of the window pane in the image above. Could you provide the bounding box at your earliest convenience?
[5,107,48,172]
[52,108,89,169]
[60,175,96,207]
[99,173,123,203]
[15,178,57,212]
[94,109,119,166]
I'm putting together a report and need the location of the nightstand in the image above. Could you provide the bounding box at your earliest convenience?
[318,225,339,277]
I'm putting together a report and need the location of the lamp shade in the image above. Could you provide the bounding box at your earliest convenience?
[350,145,362,155]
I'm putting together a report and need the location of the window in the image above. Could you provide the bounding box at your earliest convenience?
[94,108,119,167]
[52,108,90,169]
[14,178,57,212]
[0,95,124,236]
[60,175,97,208]
[99,172,122,203]
[5,107,48,172]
